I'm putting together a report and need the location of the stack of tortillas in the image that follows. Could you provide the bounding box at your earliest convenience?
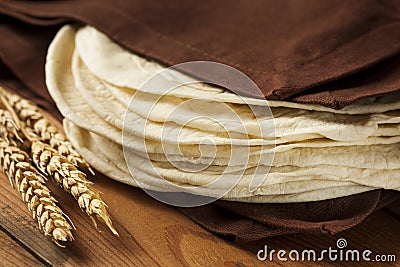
[45,25,400,203]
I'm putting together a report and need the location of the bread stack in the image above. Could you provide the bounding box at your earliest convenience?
[45,25,400,204]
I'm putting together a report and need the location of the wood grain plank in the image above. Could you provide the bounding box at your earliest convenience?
[0,174,159,266]
[85,173,264,267]
[384,200,400,217]
[1,170,399,267]
[0,228,44,267]
[0,171,263,266]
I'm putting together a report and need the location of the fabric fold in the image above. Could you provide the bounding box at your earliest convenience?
[1,0,400,107]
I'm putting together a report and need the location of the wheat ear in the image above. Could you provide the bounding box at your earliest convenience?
[0,109,23,146]
[0,91,118,236]
[0,142,74,247]
[31,141,118,236]
[3,91,93,174]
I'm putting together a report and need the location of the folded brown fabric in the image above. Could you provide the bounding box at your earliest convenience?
[179,190,398,242]
[1,0,400,107]
[289,56,400,109]
[0,0,399,242]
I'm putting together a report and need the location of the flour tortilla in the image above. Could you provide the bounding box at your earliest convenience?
[90,127,400,170]
[124,148,400,190]
[64,119,373,202]
[74,41,400,144]
[105,77,400,118]
[63,119,379,202]
[226,186,374,202]
[141,145,400,170]
[99,78,400,142]
[63,119,400,191]
[76,25,400,114]
[46,24,131,148]
[71,51,276,146]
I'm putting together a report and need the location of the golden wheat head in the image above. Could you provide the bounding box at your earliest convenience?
[0,143,74,246]
[31,141,118,236]
[4,92,93,173]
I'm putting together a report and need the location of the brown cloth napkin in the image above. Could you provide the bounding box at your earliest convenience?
[0,0,399,242]
[180,190,398,242]
[1,0,400,108]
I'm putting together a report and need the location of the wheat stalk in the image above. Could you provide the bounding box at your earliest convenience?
[1,92,118,236]
[0,142,74,247]
[3,91,93,174]
[31,141,118,236]
[0,89,118,241]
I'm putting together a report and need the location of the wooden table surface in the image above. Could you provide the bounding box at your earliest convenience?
[0,169,399,267]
